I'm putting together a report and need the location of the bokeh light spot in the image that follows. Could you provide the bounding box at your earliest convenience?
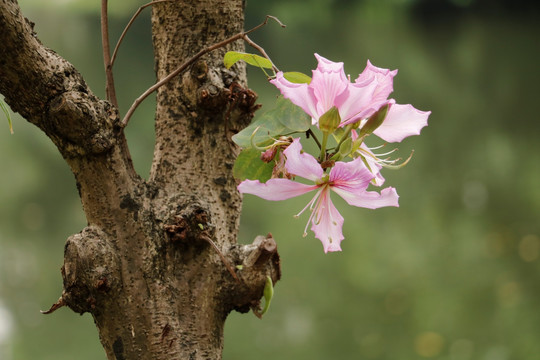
[518,234,540,262]
[414,331,445,358]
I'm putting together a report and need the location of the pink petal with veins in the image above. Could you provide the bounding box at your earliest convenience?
[355,60,397,103]
[329,157,374,192]
[333,186,399,209]
[283,138,324,182]
[238,178,317,201]
[270,72,319,120]
[310,187,344,253]
[310,54,348,116]
[373,103,430,143]
[335,79,380,125]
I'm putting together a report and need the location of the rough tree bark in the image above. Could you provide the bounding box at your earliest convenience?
[0,0,280,359]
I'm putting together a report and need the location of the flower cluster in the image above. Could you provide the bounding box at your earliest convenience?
[236,53,430,253]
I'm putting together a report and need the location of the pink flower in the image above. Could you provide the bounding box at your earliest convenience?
[237,139,399,253]
[270,53,430,143]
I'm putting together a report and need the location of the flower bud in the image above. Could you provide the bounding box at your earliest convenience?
[358,103,390,138]
[338,137,353,157]
[260,147,278,163]
[318,106,341,134]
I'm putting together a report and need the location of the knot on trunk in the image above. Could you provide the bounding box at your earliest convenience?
[163,201,215,245]
[223,82,260,134]
[47,90,119,157]
[225,234,281,314]
[183,60,258,123]
[61,226,120,314]
[240,234,281,270]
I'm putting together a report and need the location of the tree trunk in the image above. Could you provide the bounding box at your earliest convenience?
[0,0,280,359]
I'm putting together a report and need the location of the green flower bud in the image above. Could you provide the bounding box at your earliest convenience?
[318,106,341,134]
[358,103,390,138]
[338,136,353,157]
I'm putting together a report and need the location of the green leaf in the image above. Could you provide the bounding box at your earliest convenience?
[260,276,274,317]
[223,51,273,70]
[232,116,286,149]
[233,148,274,182]
[283,71,312,84]
[232,97,311,148]
[1,99,13,134]
[274,96,311,132]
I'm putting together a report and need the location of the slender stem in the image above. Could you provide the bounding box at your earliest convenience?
[122,33,243,126]
[121,16,286,126]
[40,296,65,315]
[319,132,329,161]
[100,0,118,108]
[306,128,321,149]
[244,15,286,35]
[243,34,279,73]
[110,0,173,67]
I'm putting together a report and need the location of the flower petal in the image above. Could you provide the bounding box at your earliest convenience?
[310,188,344,253]
[373,103,430,143]
[333,186,400,209]
[314,53,346,74]
[310,54,348,117]
[238,178,317,201]
[283,138,324,182]
[270,72,319,120]
[355,60,397,104]
[335,79,380,125]
[329,156,374,192]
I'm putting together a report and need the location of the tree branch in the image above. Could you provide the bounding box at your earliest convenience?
[122,15,286,126]
[0,0,139,228]
[101,0,118,108]
[0,1,114,155]
[40,296,66,315]
[110,0,173,67]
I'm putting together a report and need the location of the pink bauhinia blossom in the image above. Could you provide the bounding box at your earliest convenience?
[270,53,430,143]
[238,138,399,253]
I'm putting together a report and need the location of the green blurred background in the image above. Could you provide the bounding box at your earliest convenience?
[1,0,539,359]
